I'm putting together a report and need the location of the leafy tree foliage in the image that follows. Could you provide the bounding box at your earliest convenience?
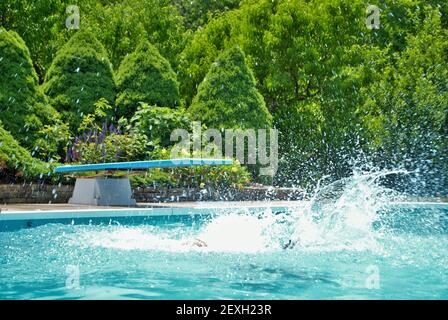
[85,0,186,69]
[361,9,448,193]
[180,0,447,191]
[129,103,191,149]
[178,12,239,106]
[0,0,446,191]
[0,0,100,81]
[0,0,67,81]
[173,0,240,30]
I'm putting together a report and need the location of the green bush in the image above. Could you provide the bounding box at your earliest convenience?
[0,28,63,158]
[0,123,51,179]
[115,41,180,118]
[42,29,115,131]
[129,103,191,149]
[189,45,272,130]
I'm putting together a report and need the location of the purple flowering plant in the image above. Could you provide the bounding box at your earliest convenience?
[65,99,148,164]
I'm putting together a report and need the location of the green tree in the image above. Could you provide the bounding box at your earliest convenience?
[189,45,272,130]
[115,41,180,118]
[85,0,186,69]
[0,0,186,79]
[179,0,448,187]
[42,29,115,131]
[0,28,63,157]
[362,8,448,193]
[0,0,67,81]
[178,11,239,106]
[173,0,240,30]
[0,0,99,81]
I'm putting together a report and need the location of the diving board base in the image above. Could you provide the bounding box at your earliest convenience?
[68,177,136,207]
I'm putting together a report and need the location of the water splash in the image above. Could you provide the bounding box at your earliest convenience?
[196,210,288,252]
[287,169,407,252]
[73,169,412,254]
[195,169,407,253]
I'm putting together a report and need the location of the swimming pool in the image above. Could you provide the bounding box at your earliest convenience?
[1,201,447,300]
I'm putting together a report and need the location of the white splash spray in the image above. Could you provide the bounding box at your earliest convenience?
[72,170,407,254]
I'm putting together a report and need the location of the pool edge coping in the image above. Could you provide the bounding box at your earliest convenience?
[0,204,307,221]
[0,201,446,221]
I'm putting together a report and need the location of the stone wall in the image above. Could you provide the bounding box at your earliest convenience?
[0,183,74,204]
[2,183,445,204]
[133,186,304,202]
[0,183,304,204]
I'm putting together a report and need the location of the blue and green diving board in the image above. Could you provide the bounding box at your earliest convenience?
[55,158,233,173]
[55,158,233,206]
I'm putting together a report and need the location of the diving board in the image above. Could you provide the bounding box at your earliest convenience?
[55,158,233,173]
[55,158,232,207]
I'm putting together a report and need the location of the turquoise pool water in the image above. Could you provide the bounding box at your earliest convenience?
[1,174,447,300]
[1,204,447,300]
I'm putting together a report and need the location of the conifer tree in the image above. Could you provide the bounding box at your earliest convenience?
[0,28,60,150]
[43,30,115,130]
[189,46,272,130]
[116,41,180,118]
